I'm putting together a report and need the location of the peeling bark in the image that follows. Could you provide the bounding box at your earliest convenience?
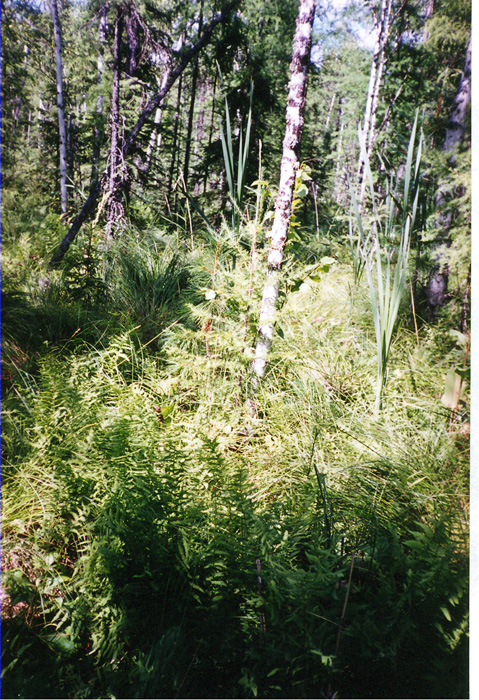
[357,0,393,201]
[251,0,316,385]
[105,7,126,241]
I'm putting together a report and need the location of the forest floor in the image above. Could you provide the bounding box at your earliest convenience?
[1,227,470,699]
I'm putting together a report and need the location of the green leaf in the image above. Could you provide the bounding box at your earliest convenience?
[440,606,452,622]
[441,368,466,409]
[296,183,309,198]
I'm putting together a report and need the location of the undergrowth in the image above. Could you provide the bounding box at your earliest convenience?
[1,219,469,699]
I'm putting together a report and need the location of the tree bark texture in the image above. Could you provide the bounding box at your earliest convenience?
[48,0,241,268]
[183,0,204,190]
[357,0,393,201]
[50,0,68,214]
[144,66,171,175]
[251,0,316,384]
[426,34,471,311]
[167,73,184,207]
[441,36,471,159]
[90,5,108,187]
[105,7,125,241]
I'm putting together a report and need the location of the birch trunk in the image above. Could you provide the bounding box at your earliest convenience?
[183,0,204,190]
[144,68,170,174]
[333,97,345,204]
[167,73,183,206]
[49,0,68,214]
[144,35,185,178]
[105,7,125,241]
[357,0,393,201]
[251,0,316,385]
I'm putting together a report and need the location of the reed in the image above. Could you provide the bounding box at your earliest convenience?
[218,64,253,234]
[350,111,423,413]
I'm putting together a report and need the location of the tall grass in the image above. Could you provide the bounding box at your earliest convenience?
[349,112,423,413]
[218,65,253,234]
[1,213,469,699]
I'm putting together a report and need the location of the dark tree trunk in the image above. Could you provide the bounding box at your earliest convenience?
[183,0,204,190]
[48,0,241,268]
[426,35,471,313]
[124,2,141,78]
[50,0,68,214]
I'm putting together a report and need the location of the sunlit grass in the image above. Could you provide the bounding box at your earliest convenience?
[1,218,469,699]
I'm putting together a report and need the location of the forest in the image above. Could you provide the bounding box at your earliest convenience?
[0,0,471,697]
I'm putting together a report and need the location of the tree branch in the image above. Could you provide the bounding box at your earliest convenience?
[48,0,241,269]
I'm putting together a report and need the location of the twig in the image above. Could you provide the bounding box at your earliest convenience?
[335,553,355,656]
[256,558,266,633]
[410,281,419,346]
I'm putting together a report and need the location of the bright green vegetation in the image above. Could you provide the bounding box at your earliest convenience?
[1,0,470,697]
[1,216,469,699]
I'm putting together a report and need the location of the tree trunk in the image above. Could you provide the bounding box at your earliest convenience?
[333,97,345,204]
[183,0,204,190]
[144,65,171,176]
[48,0,240,268]
[357,0,393,201]
[124,1,141,78]
[90,4,108,188]
[251,0,316,386]
[105,7,126,241]
[167,73,183,206]
[193,71,207,195]
[441,36,471,160]
[49,0,68,214]
[203,72,218,193]
[426,35,471,312]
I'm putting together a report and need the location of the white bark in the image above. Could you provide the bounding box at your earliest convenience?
[252,0,316,384]
[105,7,124,241]
[144,49,177,174]
[357,0,393,200]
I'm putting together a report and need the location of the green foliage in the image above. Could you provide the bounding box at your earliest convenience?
[218,64,254,234]
[0,0,470,695]
[2,219,469,699]
[349,112,423,413]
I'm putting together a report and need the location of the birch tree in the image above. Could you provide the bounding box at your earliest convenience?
[357,0,393,201]
[251,0,316,386]
[49,0,68,214]
[105,6,125,241]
